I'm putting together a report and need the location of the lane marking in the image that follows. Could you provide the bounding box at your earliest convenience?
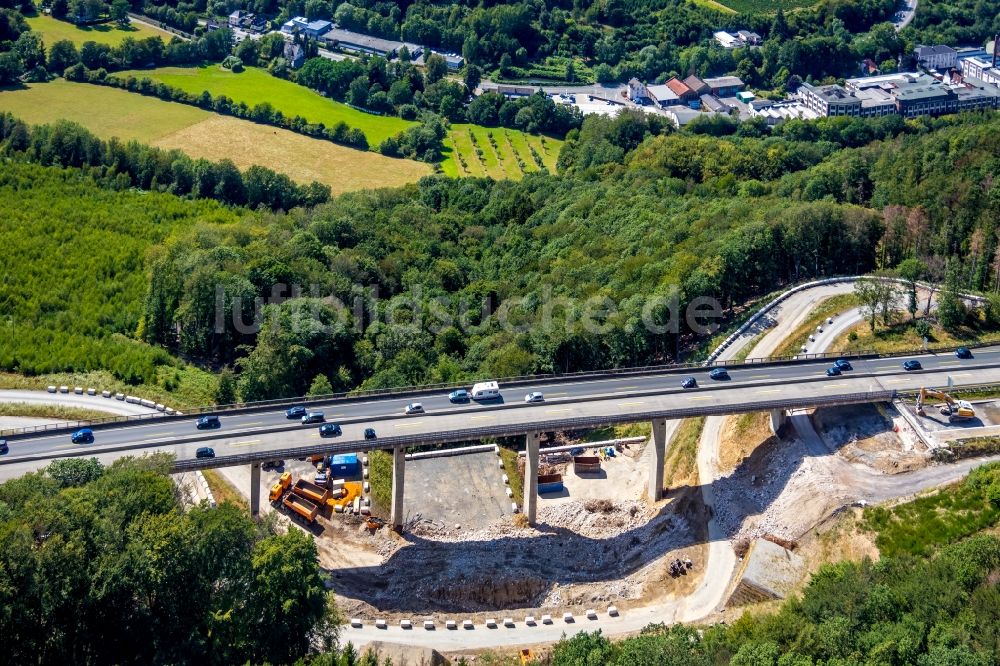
[395,421,424,428]
[747,374,771,379]
[758,389,781,394]
[825,383,847,389]
[619,401,646,407]
[875,365,897,370]
[949,373,971,377]
[471,415,495,421]
[621,386,639,390]
[687,396,713,401]
[241,421,265,426]
[229,440,260,447]
[546,408,572,414]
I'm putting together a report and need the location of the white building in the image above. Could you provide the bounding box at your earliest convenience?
[915,45,958,71]
[962,57,1000,86]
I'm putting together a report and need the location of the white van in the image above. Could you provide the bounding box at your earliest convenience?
[471,381,501,400]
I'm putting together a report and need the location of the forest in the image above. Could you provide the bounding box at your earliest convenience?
[134,110,1000,402]
[3,109,1000,403]
[0,454,337,664]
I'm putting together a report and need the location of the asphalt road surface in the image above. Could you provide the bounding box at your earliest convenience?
[2,347,998,475]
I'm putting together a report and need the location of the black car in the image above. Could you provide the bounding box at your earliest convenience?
[0,439,7,455]
[903,359,922,371]
[834,359,853,371]
[681,377,697,389]
[956,347,972,359]
[319,423,342,437]
[364,427,377,440]
[262,459,284,471]
[285,406,306,419]
[195,447,215,459]
[826,366,842,377]
[709,367,729,380]
[196,415,221,430]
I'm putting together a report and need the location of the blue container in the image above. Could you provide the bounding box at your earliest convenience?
[538,481,564,494]
[329,453,360,476]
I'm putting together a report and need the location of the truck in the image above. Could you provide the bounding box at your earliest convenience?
[292,478,331,505]
[283,493,319,523]
[268,471,293,502]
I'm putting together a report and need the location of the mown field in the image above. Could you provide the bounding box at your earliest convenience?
[26,13,172,47]
[441,123,561,179]
[123,65,563,180]
[0,80,432,193]
[118,65,415,147]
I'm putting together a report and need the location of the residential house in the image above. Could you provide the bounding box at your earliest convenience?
[859,58,880,76]
[228,10,246,29]
[662,105,719,128]
[480,83,536,98]
[627,78,651,103]
[646,84,680,107]
[284,41,305,69]
[737,30,762,46]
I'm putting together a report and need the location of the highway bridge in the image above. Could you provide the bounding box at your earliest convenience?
[2,346,999,526]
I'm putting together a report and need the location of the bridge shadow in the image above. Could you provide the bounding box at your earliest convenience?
[325,422,829,614]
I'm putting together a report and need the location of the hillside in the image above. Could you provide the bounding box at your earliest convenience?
[0,161,236,405]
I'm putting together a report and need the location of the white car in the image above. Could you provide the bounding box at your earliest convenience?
[524,392,545,404]
[404,402,424,415]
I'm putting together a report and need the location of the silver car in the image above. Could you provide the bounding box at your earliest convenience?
[405,402,424,415]
[524,392,545,403]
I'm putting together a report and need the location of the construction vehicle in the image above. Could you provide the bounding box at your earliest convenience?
[519,648,534,665]
[916,388,975,422]
[292,478,331,505]
[283,493,319,523]
[268,472,292,503]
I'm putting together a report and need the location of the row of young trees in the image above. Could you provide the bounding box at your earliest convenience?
[0,111,330,209]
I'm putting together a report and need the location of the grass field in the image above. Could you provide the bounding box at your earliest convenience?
[0,80,431,193]
[118,65,415,147]
[442,124,561,180]
[26,13,172,48]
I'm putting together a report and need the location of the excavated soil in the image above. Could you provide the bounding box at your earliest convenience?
[812,404,929,473]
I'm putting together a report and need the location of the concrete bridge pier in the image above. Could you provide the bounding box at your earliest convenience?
[647,419,667,501]
[769,408,787,436]
[523,431,541,526]
[250,462,261,517]
[390,446,406,530]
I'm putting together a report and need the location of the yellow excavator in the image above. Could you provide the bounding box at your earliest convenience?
[915,388,975,422]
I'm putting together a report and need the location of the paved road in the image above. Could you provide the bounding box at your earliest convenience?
[0,390,159,417]
[2,347,998,474]
[894,0,917,31]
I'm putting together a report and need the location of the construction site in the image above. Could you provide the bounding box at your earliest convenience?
[174,280,1000,659]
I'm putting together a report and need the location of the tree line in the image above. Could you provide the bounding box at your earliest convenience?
[0,112,330,209]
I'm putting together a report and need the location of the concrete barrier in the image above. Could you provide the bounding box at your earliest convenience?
[608,605,619,616]
[446,620,457,630]
[74,387,83,395]
[563,612,574,623]
[101,390,111,398]
[541,614,553,624]
[115,393,124,400]
[400,619,412,629]
[503,617,515,627]
[350,618,362,628]
[485,618,497,628]
[423,620,434,630]
[47,386,56,393]
[87,388,96,396]
[375,619,387,629]
[59,386,68,393]
[586,609,598,619]
[525,615,536,626]
[463,619,474,629]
